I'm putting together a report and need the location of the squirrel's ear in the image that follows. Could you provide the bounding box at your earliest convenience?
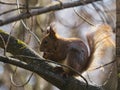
[47,26,56,39]
[49,26,55,34]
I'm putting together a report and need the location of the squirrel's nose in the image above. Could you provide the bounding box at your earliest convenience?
[40,45,47,52]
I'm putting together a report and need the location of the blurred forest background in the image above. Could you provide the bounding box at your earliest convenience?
[0,0,117,90]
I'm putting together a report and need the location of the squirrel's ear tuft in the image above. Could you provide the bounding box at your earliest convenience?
[47,25,56,39]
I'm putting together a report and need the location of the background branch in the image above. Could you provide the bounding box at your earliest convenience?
[0,1,24,6]
[0,0,101,26]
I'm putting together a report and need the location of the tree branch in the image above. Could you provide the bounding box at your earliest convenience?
[0,0,101,26]
[0,1,24,6]
[0,30,102,90]
[0,56,101,90]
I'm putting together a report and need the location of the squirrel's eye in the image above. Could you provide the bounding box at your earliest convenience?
[44,40,48,44]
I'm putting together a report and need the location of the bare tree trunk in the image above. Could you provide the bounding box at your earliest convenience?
[116,0,120,90]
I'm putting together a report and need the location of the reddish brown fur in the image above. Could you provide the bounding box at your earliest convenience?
[40,26,89,75]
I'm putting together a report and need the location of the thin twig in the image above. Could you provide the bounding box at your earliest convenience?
[88,60,116,71]
[87,61,114,86]
[0,34,6,51]
[16,0,41,45]
[4,22,17,56]
[10,68,34,87]
[91,3,106,23]
[73,7,95,26]
[71,0,95,26]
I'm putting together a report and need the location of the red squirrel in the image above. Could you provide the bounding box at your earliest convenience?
[40,26,90,75]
